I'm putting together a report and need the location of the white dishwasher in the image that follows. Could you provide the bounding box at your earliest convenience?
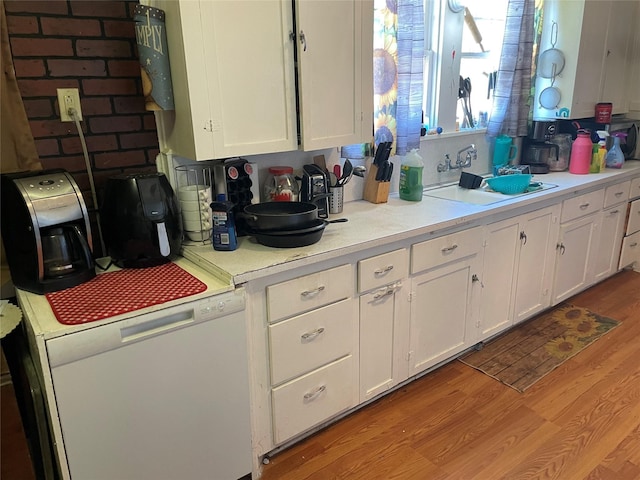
[46,288,252,480]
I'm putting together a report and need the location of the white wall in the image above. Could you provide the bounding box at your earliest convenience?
[167,131,499,205]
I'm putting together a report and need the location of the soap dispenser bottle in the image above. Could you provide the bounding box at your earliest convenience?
[605,132,626,169]
[210,193,238,251]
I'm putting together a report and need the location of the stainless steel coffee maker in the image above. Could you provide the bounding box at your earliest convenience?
[1,170,95,294]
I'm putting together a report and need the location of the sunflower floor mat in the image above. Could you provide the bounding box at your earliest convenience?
[458,303,620,392]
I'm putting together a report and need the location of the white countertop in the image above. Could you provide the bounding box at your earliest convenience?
[182,161,640,284]
[17,256,232,339]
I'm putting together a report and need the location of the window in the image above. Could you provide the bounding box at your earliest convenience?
[424,0,508,134]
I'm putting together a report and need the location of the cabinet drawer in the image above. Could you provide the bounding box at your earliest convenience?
[603,181,630,208]
[626,199,640,235]
[268,299,355,385]
[267,264,353,322]
[619,231,640,269]
[358,248,408,293]
[630,176,640,200]
[411,226,482,274]
[271,355,355,444]
[561,189,604,223]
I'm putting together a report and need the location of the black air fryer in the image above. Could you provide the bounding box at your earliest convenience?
[100,173,182,268]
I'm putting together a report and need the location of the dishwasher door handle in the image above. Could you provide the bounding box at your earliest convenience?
[120,310,195,343]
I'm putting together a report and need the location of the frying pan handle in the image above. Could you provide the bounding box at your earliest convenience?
[325,218,348,224]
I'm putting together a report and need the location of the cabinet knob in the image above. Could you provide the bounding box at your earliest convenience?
[520,231,527,245]
[299,30,307,52]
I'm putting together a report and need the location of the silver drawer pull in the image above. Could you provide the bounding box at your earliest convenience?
[610,209,620,215]
[301,327,325,341]
[303,385,326,401]
[374,265,394,275]
[615,191,624,197]
[579,203,590,210]
[301,285,325,297]
[441,244,458,253]
[631,242,638,248]
[373,286,394,299]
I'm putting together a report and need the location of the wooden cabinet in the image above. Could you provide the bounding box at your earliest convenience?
[409,228,483,375]
[266,264,358,445]
[533,0,638,120]
[481,205,560,340]
[357,249,409,402]
[147,0,372,160]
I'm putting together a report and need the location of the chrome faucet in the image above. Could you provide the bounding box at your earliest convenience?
[437,154,453,173]
[437,144,477,172]
[456,144,477,169]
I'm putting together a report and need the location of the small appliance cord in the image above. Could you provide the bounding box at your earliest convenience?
[69,107,107,257]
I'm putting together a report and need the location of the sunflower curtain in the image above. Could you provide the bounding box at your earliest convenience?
[373,0,424,155]
[486,0,536,137]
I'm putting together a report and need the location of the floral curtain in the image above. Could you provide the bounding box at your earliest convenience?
[486,0,536,137]
[373,0,423,155]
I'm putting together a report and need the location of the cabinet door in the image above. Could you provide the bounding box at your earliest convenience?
[409,254,482,375]
[480,218,519,340]
[552,213,599,304]
[295,0,373,150]
[593,206,626,283]
[359,283,406,402]
[154,0,298,160]
[514,205,560,323]
[601,0,637,114]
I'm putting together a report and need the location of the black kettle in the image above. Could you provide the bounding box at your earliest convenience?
[100,173,182,268]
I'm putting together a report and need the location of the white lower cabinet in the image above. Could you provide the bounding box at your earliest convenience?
[271,355,355,444]
[593,205,626,282]
[619,197,640,270]
[553,213,600,304]
[512,205,561,323]
[357,249,409,402]
[266,264,358,445]
[409,228,483,375]
[359,282,407,402]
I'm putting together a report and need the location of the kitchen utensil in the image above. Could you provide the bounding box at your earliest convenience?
[538,21,565,78]
[249,219,347,248]
[339,159,354,186]
[459,172,483,189]
[548,133,572,171]
[485,174,533,194]
[333,164,341,180]
[329,186,344,214]
[353,165,367,177]
[539,63,561,110]
[492,135,518,166]
[522,142,559,169]
[240,202,319,231]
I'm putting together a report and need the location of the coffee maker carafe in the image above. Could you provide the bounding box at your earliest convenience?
[1,170,95,294]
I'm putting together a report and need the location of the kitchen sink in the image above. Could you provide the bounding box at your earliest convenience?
[423,181,558,205]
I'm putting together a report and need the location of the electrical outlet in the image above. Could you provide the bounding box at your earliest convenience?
[57,88,83,122]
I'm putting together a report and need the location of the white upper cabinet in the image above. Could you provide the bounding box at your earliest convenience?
[147,0,372,161]
[533,0,638,121]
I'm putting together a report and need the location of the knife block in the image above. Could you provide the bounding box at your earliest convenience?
[363,165,390,204]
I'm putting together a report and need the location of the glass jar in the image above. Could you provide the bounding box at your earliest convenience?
[264,166,299,202]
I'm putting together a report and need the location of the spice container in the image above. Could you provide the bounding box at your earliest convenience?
[264,166,299,202]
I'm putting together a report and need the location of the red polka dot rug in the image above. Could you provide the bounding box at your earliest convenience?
[46,262,208,325]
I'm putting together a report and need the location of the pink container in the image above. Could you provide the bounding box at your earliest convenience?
[569,130,593,175]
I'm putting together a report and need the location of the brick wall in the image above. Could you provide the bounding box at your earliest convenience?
[5,0,159,254]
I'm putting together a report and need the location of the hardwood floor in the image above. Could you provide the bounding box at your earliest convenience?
[2,270,639,479]
[261,269,640,480]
